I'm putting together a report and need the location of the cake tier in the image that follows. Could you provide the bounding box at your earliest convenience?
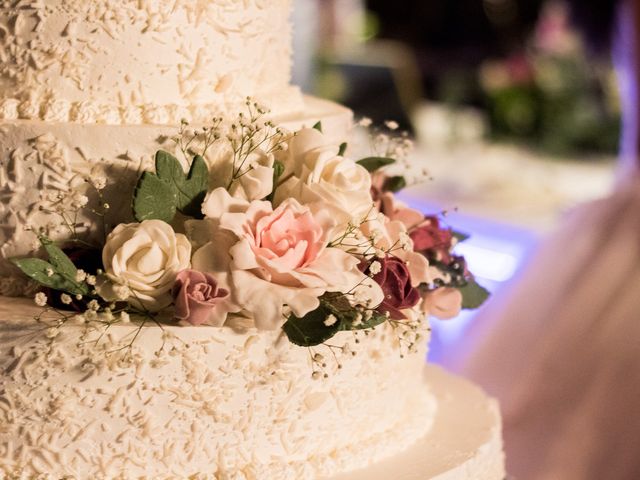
[0,96,352,287]
[0,297,436,479]
[326,366,505,480]
[0,0,303,124]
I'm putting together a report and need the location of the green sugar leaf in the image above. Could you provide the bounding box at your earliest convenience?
[452,230,471,243]
[267,160,286,203]
[132,151,209,222]
[460,280,490,309]
[282,305,341,347]
[356,156,396,173]
[312,121,323,133]
[273,160,285,182]
[132,171,177,223]
[383,175,407,193]
[10,258,88,295]
[338,142,348,156]
[156,151,209,218]
[176,155,209,218]
[155,150,183,180]
[322,293,387,332]
[41,239,78,280]
[340,310,387,331]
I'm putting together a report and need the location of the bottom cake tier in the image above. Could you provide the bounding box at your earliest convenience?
[0,297,436,479]
[326,365,505,480]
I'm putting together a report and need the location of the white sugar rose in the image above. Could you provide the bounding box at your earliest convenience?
[99,220,191,311]
[228,149,276,202]
[276,128,374,224]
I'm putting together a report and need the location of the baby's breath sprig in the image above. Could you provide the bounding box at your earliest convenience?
[388,317,429,359]
[327,206,380,253]
[369,123,414,165]
[327,207,412,261]
[37,173,111,250]
[226,98,287,189]
[175,117,223,164]
[308,341,356,379]
[357,117,430,186]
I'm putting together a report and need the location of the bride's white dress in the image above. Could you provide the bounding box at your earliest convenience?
[458,176,640,479]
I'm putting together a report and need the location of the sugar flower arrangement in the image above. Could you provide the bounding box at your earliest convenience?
[12,100,488,351]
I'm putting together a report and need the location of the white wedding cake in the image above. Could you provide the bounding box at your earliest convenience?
[0,1,505,479]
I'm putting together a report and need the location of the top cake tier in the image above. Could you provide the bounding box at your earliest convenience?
[0,0,303,125]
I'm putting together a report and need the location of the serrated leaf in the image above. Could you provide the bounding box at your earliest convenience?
[132,171,177,222]
[338,142,348,156]
[177,155,209,218]
[356,156,396,172]
[383,175,407,193]
[282,305,341,347]
[42,240,77,280]
[11,258,88,295]
[153,152,209,218]
[452,230,470,243]
[460,280,490,309]
[312,121,323,133]
[155,150,183,180]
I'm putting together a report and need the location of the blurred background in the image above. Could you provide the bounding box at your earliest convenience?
[292,0,620,364]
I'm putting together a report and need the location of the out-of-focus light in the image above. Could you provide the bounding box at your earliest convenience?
[455,242,518,282]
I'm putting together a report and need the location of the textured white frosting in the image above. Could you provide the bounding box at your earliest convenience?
[0,297,436,479]
[326,366,505,480]
[0,97,352,287]
[0,0,304,124]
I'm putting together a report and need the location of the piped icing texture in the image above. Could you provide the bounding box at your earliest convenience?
[0,0,303,124]
[0,298,435,479]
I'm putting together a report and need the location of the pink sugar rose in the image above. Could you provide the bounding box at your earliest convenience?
[410,215,454,263]
[421,287,463,320]
[172,270,229,326]
[192,188,383,330]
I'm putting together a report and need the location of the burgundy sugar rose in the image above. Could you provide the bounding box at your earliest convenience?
[410,216,453,262]
[172,270,229,326]
[365,256,420,320]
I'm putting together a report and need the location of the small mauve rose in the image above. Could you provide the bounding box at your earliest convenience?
[421,287,463,320]
[410,216,453,263]
[364,256,420,320]
[172,270,229,326]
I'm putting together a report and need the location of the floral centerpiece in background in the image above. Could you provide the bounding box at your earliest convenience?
[479,1,620,157]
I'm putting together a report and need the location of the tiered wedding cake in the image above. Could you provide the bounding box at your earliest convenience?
[0,1,505,479]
